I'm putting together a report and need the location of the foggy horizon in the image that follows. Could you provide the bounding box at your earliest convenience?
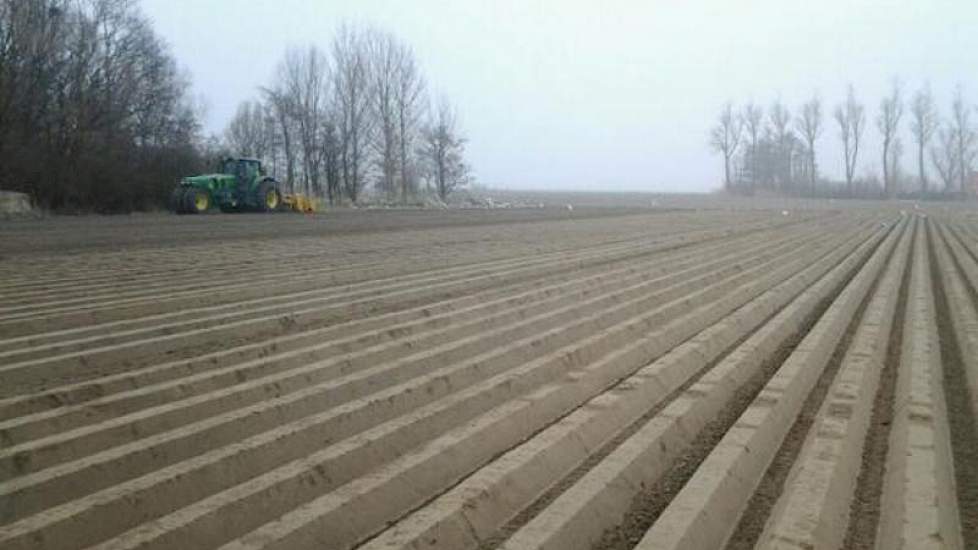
[142,0,978,193]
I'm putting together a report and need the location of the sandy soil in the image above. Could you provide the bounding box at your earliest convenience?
[0,197,974,550]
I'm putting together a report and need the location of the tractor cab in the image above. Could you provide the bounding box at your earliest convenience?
[219,157,262,190]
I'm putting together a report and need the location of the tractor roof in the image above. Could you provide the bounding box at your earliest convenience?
[222,156,261,163]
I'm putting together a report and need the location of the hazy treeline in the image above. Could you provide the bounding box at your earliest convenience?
[0,0,204,212]
[711,82,978,199]
[224,24,470,205]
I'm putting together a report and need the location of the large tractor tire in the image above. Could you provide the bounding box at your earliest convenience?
[182,188,211,214]
[256,181,282,213]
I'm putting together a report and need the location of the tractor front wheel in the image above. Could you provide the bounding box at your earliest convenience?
[183,188,210,214]
[256,181,282,213]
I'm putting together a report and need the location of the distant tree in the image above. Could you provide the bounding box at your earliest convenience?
[394,43,426,203]
[367,30,401,200]
[795,95,822,194]
[950,84,977,193]
[890,137,904,193]
[321,109,342,204]
[910,84,939,193]
[261,87,297,190]
[710,102,743,191]
[419,97,470,201]
[0,0,203,211]
[931,126,958,192]
[876,80,903,196]
[230,22,450,205]
[282,46,330,197]
[834,85,865,194]
[768,100,793,191]
[225,101,272,161]
[740,102,763,192]
[333,23,374,203]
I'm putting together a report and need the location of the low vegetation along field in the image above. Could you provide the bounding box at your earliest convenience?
[1,202,976,550]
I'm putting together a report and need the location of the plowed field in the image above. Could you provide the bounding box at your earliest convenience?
[1,204,975,550]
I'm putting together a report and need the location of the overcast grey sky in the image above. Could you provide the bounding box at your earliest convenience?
[142,0,977,192]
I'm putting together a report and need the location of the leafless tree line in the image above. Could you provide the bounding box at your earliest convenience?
[0,0,203,212]
[224,24,470,205]
[711,81,978,198]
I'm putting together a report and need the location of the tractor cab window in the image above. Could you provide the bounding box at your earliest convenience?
[241,161,257,182]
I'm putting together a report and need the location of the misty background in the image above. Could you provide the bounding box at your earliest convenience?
[143,0,978,192]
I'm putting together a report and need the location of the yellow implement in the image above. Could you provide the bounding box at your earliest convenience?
[282,193,320,214]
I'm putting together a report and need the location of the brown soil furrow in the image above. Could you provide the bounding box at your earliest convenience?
[839,218,914,550]
[721,219,909,550]
[928,219,978,547]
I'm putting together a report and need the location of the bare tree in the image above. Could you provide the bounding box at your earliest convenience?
[876,80,903,196]
[741,102,763,192]
[419,97,470,201]
[834,85,865,194]
[367,29,400,199]
[795,95,822,194]
[890,137,904,192]
[0,0,204,211]
[950,84,977,193]
[394,43,426,203]
[768,100,793,191]
[931,126,958,192]
[261,87,297,191]
[278,46,330,196]
[367,30,426,204]
[225,101,271,161]
[709,102,742,191]
[321,108,342,204]
[910,84,939,193]
[332,23,373,203]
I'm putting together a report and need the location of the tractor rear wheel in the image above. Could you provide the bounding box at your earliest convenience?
[256,181,282,213]
[183,188,210,214]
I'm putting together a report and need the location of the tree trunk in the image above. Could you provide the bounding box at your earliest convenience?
[808,138,816,196]
[918,143,927,194]
[882,140,890,196]
[959,145,968,194]
[723,154,731,191]
[399,116,409,204]
[750,139,758,194]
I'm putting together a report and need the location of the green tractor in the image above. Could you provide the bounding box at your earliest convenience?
[170,157,284,214]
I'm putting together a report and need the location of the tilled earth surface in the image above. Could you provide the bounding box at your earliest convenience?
[1,202,976,550]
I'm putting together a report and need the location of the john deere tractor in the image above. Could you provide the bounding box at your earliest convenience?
[170,157,284,214]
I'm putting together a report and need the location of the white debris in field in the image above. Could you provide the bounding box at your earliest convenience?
[781,210,790,216]
[0,190,34,218]
[566,204,574,211]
